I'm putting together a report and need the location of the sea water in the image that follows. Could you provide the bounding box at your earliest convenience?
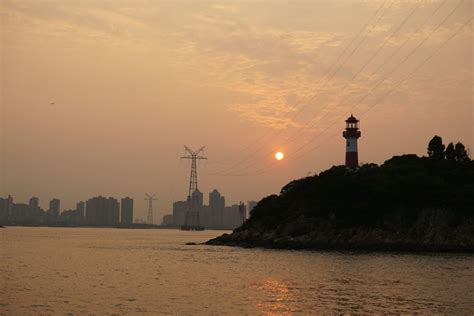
[1,227,473,314]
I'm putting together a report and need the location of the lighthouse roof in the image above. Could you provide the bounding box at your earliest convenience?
[345,114,359,123]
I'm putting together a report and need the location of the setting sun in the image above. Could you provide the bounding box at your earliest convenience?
[275,152,285,161]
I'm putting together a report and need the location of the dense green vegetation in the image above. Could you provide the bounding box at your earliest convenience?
[242,136,473,232]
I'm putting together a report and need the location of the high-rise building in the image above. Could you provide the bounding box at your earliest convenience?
[85,196,119,226]
[190,189,203,209]
[171,189,255,230]
[248,200,258,215]
[1,196,14,222]
[28,197,44,223]
[48,198,61,221]
[11,203,30,223]
[76,201,85,217]
[86,196,105,225]
[173,200,188,226]
[209,189,225,228]
[238,202,247,225]
[0,197,7,222]
[120,197,133,225]
[60,209,83,225]
[6,195,13,219]
[209,190,225,209]
[1,196,46,224]
[29,197,39,209]
[182,189,204,228]
[106,198,119,226]
[223,204,241,228]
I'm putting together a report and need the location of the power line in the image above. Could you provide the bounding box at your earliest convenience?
[209,0,391,175]
[358,15,473,118]
[286,0,469,166]
[282,0,449,147]
[281,1,422,148]
[370,0,448,82]
[289,14,473,169]
[229,0,464,175]
[284,0,394,125]
[218,8,471,176]
[277,0,445,150]
[213,1,425,176]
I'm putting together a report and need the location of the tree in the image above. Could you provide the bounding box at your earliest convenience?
[446,142,456,162]
[427,135,445,159]
[455,142,470,162]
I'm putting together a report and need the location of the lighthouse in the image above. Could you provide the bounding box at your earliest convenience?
[342,114,361,168]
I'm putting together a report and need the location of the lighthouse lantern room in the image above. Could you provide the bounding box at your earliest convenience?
[342,114,361,168]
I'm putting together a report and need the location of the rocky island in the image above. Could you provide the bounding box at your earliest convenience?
[207,136,474,252]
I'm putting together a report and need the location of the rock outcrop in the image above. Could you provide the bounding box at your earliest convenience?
[207,211,474,252]
[207,155,474,252]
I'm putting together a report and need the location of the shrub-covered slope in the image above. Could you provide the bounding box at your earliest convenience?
[207,154,474,252]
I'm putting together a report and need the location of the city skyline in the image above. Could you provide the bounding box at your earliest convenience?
[0,186,256,227]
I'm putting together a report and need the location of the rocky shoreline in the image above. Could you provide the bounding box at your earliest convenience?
[206,213,474,253]
[208,149,474,253]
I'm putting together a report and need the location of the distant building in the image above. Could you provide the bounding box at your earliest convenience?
[0,197,7,223]
[248,200,258,216]
[106,198,119,225]
[120,197,133,225]
[2,196,14,222]
[209,189,225,228]
[76,201,86,217]
[162,214,174,226]
[170,189,256,230]
[7,195,13,217]
[48,198,61,222]
[85,196,119,226]
[223,204,241,229]
[182,189,204,228]
[28,197,44,223]
[11,203,30,223]
[173,200,188,227]
[238,202,247,225]
[189,189,203,209]
[29,197,39,209]
[60,209,83,225]
[0,196,45,224]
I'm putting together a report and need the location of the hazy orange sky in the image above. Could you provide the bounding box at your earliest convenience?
[1,0,472,221]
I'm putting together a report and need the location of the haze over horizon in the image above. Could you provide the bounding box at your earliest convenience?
[1,0,472,221]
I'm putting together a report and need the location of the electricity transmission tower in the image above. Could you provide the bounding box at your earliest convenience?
[145,193,157,225]
[181,146,207,230]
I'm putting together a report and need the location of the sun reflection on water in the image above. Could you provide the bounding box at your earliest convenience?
[251,278,295,315]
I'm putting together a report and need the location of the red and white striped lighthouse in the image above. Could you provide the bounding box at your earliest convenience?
[342,114,361,168]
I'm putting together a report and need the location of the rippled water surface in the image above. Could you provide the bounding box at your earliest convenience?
[1,227,473,314]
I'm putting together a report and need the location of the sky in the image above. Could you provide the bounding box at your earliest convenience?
[1,0,472,222]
